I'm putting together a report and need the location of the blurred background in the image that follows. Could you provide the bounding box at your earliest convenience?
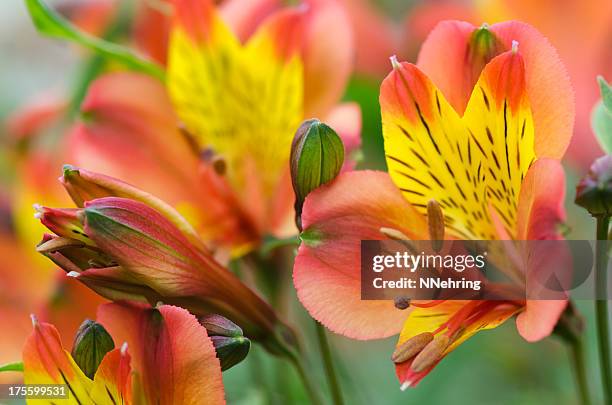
[0,0,610,403]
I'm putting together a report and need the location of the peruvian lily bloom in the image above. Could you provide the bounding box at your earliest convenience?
[293,21,573,388]
[23,301,225,404]
[35,167,293,352]
[67,0,359,256]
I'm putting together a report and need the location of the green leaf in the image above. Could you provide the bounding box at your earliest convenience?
[592,100,612,154]
[24,0,165,81]
[0,362,24,373]
[598,76,612,112]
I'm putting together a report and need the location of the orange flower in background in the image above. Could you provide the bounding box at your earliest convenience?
[293,21,572,388]
[0,154,105,377]
[67,0,359,257]
[23,302,225,404]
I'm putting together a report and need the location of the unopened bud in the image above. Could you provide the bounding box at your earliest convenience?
[210,335,251,371]
[427,200,445,252]
[410,334,450,372]
[71,320,115,379]
[391,332,433,364]
[200,314,250,371]
[575,155,612,217]
[199,314,243,338]
[467,24,502,79]
[290,119,345,230]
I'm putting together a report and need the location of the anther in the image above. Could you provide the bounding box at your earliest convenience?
[410,334,450,372]
[391,332,434,364]
[427,199,445,252]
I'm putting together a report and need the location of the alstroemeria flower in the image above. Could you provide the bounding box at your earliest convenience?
[23,301,225,404]
[293,20,573,388]
[35,168,293,352]
[67,0,358,256]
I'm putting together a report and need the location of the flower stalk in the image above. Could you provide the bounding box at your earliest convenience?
[595,215,611,405]
[315,321,344,405]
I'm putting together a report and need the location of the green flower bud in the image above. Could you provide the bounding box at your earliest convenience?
[290,119,345,230]
[71,319,115,379]
[200,315,250,371]
[210,335,251,371]
[575,155,612,217]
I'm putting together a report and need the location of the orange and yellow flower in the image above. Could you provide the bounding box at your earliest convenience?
[293,21,573,388]
[23,301,225,404]
[66,0,359,257]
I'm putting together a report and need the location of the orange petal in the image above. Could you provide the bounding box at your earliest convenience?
[220,0,281,42]
[417,20,574,159]
[515,158,566,241]
[68,73,256,251]
[324,102,362,164]
[90,346,133,405]
[294,171,427,339]
[22,318,93,402]
[340,0,398,77]
[516,300,567,342]
[514,159,567,341]
[171,0,217,44]
[98,302,225,404]
[395,301,518,388]
[302,0,354,117]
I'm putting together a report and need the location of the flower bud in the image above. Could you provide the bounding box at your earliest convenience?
[290,119,345,229]
[210,335,250,371]
[575,155,612,217]
[71,319,115,379]
[61,165,203,248]
[199,315,250,371]
[466,24,502,84]
[200,314,244,337]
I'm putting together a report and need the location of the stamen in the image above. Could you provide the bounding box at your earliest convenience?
[120,342,128,355]
[392,332,434,364]
[380,227,410,240]
[394,296,411,310]
[410,334,450,372]
[212,156,227,176]
[427,199,445,252]
[480,22,490,30]
[36,237,84,253]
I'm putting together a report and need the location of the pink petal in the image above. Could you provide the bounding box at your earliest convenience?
[294,171,428,340]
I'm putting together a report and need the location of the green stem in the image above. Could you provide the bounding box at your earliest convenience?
[569,336,592,405]
[595,215,611,405]
[287,351,323,405]
[315,321,344,405]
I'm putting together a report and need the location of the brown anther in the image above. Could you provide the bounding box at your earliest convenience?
[212,156,227,176]
[391,332,434,364]
[394,296,411,310]
[410,334,450,372]
[427,199,445,252]
[36,237,85,253]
